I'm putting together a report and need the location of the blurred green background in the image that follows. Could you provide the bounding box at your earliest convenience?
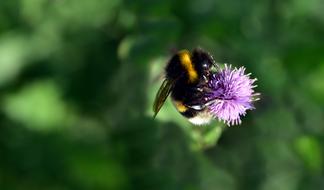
[1,0,324,189]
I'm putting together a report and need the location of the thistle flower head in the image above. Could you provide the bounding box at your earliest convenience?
[206,64,259,126]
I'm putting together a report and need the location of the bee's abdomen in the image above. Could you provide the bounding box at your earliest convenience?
[172,100,198,118]
[172,98,212,125]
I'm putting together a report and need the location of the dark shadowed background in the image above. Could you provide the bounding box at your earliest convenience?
[1,0,324,189]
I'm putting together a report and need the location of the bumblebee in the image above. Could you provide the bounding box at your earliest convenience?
[153,48,216,125]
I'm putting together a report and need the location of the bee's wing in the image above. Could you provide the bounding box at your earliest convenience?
[153,79,174,118]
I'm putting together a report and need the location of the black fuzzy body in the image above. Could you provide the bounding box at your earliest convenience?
[165,48,215,120]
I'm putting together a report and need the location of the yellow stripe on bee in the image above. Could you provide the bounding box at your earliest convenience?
[178,50,198,83]
[174,101,188,113]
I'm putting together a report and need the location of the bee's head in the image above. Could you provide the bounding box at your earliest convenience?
[192,48,215,76]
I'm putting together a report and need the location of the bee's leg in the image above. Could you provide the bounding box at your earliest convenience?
[196,87,203,92]
[188,104,205,110]
[203,75,208,83]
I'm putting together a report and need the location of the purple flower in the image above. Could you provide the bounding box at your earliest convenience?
[206,64,259,126]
